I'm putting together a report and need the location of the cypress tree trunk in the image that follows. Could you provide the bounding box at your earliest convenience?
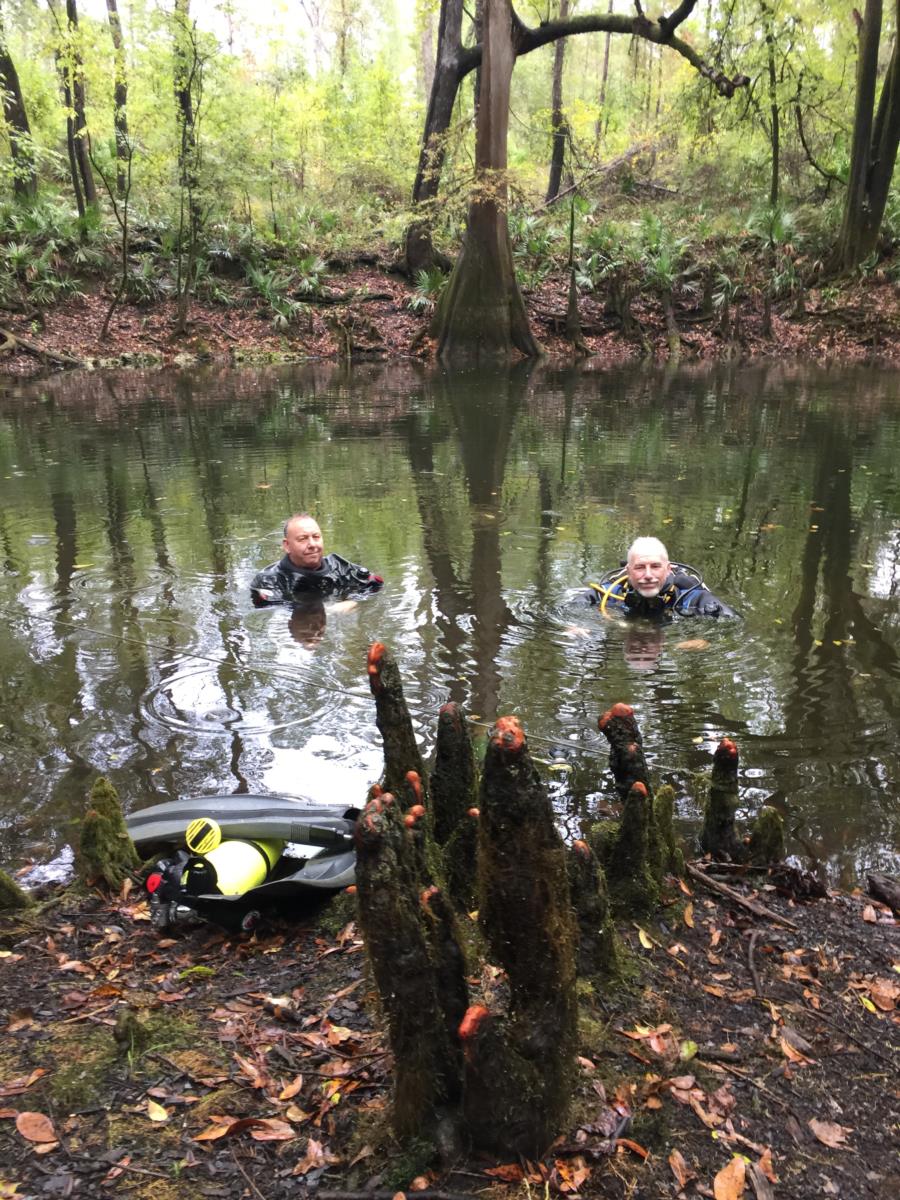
[545,0,569,203]
[830,0,900,271]
[64,0,97,206]
[0,5,37,199]
[432,0,543,365]
[405,0,464,275]
[762,1,779,207]
[105,0,129,200]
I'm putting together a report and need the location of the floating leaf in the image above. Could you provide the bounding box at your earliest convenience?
[15,1112,56,1143]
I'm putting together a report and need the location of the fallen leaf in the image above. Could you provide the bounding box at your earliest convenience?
[250,1118,296,1142]
[669,1147,696,1189]
[15,1111,57,1146]
[616,1137,649,1160]
[808,1119,852,1149]
[146,1099,169,1123]
[279,1075,304,1100]
[484,1164,524,1182]
[713,1154,746,1199]
[683,903,694,928]
[862,906,877,923]
[637,928,653,950]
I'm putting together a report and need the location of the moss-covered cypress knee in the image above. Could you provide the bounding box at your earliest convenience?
[474,716,577,1153]
[77,776,139,891]
[354,793,465,1138]
[747,805,785,865]
[443,806,479,911]
[605,781,660,916]
[567,840,617,979]
[653,783,686,877]
[597,703,651,800]
[0,868,33,911]
[699,738,745,861]
[366,642,428,806]
[431,702,477,846]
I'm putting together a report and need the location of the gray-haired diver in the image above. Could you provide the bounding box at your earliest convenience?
[586,536,738,619]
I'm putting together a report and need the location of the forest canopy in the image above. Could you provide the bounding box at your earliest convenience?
[1,0,898,360]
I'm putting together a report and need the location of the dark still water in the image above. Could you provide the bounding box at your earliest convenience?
[1,361,899,886]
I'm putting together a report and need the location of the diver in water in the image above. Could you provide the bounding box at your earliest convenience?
[251,513,383,607]
[586,536,738,619]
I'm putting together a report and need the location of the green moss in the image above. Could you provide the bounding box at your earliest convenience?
[44,1029,118,1110]
[76,776,140,890]
[177,965,215,981]
[0,868,33,910]
[602,787,660,917]
[586,819,619,870]
[747,806,785,865]
[653,785,686,877]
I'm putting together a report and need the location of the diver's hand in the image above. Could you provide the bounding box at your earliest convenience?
[330,599,358,614]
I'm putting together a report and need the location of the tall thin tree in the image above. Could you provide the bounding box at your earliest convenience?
[0,1,37,198]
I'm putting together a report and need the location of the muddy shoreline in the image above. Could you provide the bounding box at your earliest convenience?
[3,267,900,380]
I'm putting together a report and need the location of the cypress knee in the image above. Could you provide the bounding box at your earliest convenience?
[431,702,477,845]
[471,716,577,1154]
[602,781,660,915]
[653,783,686,877]
[354,793,464,1137]
[567,839,617,978]
[367,643,428,805]
[598,703,651,799]
[77,777,139,891]
[700,738,745,860]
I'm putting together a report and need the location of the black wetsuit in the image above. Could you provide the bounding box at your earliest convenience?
[250,553,383,607]
[585,563,738,619]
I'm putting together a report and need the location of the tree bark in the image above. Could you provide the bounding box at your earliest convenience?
[0,4,37,199]
[105,0,129,200]
[594,0,613,146]
[831,0,900,270]
[432,0,543,365]
[762,1,779,207]
[405,0,465,275]
[64,0,97,206]
[545,0,569,203]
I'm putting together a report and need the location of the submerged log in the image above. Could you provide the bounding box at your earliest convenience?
[77,777,140,891]
[700,738,744,860]
[367,642,428,805]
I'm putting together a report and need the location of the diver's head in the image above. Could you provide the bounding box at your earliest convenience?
[626,536,670,598]
[283,513,324,570]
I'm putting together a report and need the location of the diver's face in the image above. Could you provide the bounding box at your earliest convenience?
[283,517,324,569]
[627,552,670,597]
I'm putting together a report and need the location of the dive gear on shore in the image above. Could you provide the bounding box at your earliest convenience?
[129,793,358,930]
[586,562,738,619]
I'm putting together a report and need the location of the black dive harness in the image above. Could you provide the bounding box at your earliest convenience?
[587,562,710,618]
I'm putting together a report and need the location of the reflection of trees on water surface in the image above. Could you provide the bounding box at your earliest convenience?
[0,363,899,879]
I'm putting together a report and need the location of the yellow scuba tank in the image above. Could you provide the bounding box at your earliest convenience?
[181,816,283,897]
